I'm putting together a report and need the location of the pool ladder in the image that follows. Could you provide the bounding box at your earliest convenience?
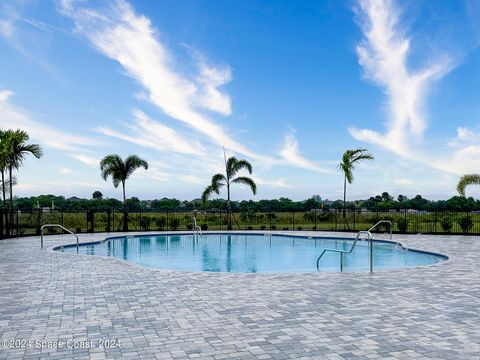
[316,220,392,273]
[40,224,79,252]
[193,217,202,239]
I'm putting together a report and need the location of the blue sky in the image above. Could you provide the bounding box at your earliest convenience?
[1,0,480,201]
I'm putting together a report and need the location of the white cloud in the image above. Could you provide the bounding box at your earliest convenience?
[179,174,204,185]
[349,0,480,177]
[70,154,99,166]
[350,0,453,157]
[395,178,413,185]
[58,0,268,161]
[254,176,293,188]
[0,90,100,151]
[97,109,205,156]
[279,132,331,173]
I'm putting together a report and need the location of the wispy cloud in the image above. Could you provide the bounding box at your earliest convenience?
[254,176,293,189]
[0,90,100,151]
[58,0,268,161]
[71,154,100,166]
[279,132,331,173]
[350,0,453,157]
[97,109,205,156]
[349,0,480,177]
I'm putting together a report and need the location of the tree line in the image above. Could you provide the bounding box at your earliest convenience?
[13,192,480,212]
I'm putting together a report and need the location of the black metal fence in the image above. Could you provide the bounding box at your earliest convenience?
[1,208,480,239]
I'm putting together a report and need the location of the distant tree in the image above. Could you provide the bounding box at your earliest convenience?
[100,154,148,231]
[397,194,407,202]
[338,148,374,228]
[201,156,257,229]
[457,174,480,197]
[381,192,393,201]
[92,191,103,200]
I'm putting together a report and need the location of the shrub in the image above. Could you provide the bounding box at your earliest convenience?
[312,226,317,231]
[260,225,266,230]
[201,223,208,231]
[297,226,303,231]
[271,225,276,230]
[458,216,473,234]
[155,216,166,230]
[283,227,289,230]
[247,226,253,230]
[397,218,408,233]
[170,218,180,230]
[139,217,151,230]
[440,216,453,232]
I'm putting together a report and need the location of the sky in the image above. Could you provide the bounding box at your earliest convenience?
[1,0,480,202]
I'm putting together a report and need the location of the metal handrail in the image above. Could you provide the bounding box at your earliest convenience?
[316,231,371,271]
[369,220,392,240]
[193,217,202,238]
[41,224,79,250]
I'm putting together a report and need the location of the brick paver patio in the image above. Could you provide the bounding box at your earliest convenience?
[0,231,479,359]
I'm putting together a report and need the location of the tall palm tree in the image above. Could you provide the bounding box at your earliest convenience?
[457,174,480,196]
[202,156,257,230]
[100,154,149,231]
[0,130,8,234]
[338,148,374,228]
[4,129,43,235]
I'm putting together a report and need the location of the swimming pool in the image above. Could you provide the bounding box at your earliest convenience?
[56,233,446,273]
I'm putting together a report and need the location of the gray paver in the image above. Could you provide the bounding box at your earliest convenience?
[0,231,478,359]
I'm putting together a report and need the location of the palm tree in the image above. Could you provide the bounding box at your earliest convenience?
[202,156,257,230]
[338,148,374,228]
[0,130,8,233]
[100,154,149,231]
[4,129,43,235]
[457,174,480,196]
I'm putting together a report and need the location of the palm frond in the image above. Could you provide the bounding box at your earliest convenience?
[457,174,480,196]
[211,173,227,186]
[4,129,43,169]
[125,155,149,178]
[231,176,257,195]
[226,156,238,178]
[233,159,253,175]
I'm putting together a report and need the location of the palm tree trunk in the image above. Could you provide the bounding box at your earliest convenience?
[9,165,13,236]
[122,180,128,232]
[227,183,231,230]
[343,175,349,230]
[1,169,7,237]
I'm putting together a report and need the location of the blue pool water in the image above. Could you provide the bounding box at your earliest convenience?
[57,233,446,273]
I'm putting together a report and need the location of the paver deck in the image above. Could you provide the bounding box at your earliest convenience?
[0,231,479,359]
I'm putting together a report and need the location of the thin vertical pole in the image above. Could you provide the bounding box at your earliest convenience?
[370,237,373,274]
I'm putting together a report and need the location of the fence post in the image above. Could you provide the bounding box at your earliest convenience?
[335,209,337,231]
[167,210,169,231]
[37,209,41,236]
[107,209,111,232]
[353,209,356,231]
[292,211,295,230]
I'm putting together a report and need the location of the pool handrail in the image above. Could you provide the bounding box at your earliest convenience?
[316,230,371,272]
[369,220,392,240]
[193,217,202,238]
[41,224,79,250]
